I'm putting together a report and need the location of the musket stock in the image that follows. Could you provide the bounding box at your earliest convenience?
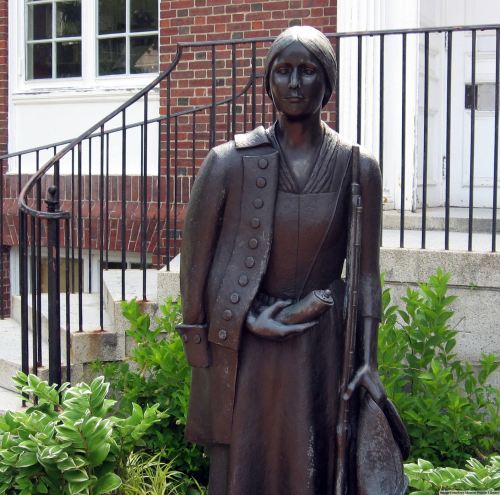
[335,145,362,494]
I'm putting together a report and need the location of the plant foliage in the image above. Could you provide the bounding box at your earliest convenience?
[95,298,208,483]
[405,456,500,494]
[0,373,162,495]
[379,268,500,466]
[119,451,206,495]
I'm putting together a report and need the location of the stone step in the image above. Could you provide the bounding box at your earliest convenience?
[0,316,123,392]
[383,207,500,233]
[102,269,160,354]
[0,386,24,413]
[381,228,499,252]
[11,292,114,334]
[0,318,50,391]
[10,293,119,363]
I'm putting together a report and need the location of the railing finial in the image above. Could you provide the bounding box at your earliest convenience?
[45,185,59,213]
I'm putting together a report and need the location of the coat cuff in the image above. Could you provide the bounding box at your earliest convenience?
[176,323,211,368]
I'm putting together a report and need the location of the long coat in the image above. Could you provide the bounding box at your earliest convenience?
[179,126,282,444]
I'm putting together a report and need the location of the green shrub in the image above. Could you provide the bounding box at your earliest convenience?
[0,373,162,495]
[94,298,208,484]
[405,456,500,494]
[119,451,206,495]
[379,268,500,466]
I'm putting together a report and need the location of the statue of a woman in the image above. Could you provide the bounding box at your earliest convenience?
[177,26,409,495]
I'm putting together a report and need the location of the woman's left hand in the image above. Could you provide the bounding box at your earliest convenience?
[343,364,387,407]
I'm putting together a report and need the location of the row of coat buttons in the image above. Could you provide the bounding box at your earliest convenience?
[218,158,268,342]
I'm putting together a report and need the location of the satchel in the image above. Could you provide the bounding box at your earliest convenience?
[356,391,409,495]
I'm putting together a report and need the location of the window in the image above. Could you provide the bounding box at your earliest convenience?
[97,0,159,76]
[26,0,82,79]
[24,0,159,82]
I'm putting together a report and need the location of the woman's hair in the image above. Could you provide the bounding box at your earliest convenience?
[264,26,337,108]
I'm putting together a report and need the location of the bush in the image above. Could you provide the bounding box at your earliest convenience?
[0,373,162,495]
[95,298,208,484]
[405,456,500,494]
[379,268,500,467]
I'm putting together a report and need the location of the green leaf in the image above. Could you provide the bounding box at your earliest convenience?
[16,451,38,467]
[88,442,111,466]
[63,469,89,483]
[92,472,122,494]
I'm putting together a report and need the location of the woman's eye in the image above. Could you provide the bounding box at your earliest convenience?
[302,67,316,76]
[276,67,289,75]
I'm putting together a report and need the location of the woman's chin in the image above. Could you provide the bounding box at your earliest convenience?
[280,109,320,121]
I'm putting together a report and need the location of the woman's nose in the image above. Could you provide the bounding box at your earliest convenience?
[288,68,300,89]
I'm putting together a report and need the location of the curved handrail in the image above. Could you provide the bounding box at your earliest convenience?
[3,71,262,162]
[18,45,186,219]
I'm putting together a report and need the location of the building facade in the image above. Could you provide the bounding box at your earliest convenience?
[0,0,499,315]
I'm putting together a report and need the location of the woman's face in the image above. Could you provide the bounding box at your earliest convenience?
[269,41,327,119]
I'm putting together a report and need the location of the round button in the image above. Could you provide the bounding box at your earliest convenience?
[248,238,258,249]
[245,256,255,268]
[251,217,261,229]
[253,198,264,209]
[238,274,249,286]
[218,329,228,341]
[258,158,268,169]
[193,334,201,344]
[223,309,233,321]
[256,177,267,188]
[230,292,240,304]
[182,334,188,343]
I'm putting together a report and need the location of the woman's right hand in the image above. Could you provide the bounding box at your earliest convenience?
[246,300,317,341]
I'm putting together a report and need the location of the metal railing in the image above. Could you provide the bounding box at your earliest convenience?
[2,24,498,385]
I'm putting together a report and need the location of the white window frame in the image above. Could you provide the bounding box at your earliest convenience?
[25,0,83,80]
[11,0,160,96]
[96,0,159,77]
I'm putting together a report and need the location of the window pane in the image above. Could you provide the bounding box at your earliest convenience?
[56,1,81,37]
[28,3,52,40]
[99,38,126,75]
[130,36,158,73]
[28,43,52,79]
[56,41,81,77]
[130,0,158,32]
[99,0,126,34]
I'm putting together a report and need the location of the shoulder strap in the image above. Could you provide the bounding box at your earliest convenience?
[351,145,360,189]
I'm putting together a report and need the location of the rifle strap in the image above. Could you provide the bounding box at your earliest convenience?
[351,145,360,188]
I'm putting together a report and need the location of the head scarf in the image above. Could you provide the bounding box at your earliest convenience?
[264,26,337,107]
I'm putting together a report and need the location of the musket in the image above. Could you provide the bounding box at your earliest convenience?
[335,145,363,495]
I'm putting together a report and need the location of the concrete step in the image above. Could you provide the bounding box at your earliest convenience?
[11,292,114,334]
[0,386,24,413]
[0,318,50,391]
[0,318,122,391]
[7,293,124,370]
[383,207,500,233]
[102,269,160,354]
[382,228,500,252]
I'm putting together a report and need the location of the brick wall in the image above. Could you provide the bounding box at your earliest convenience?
[0,0,8,316]
[0,0,7,157]
[2,174,175,260]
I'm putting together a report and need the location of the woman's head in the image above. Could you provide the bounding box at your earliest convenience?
[264,26,337,109]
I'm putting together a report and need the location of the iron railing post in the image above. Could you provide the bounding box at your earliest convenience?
[45,185,62,386]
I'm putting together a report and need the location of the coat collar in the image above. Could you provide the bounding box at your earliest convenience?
[234,126,271,149]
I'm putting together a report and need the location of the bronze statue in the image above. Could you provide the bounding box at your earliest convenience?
[177,26,410,495]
